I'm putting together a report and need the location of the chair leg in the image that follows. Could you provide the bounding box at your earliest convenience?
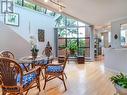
[43,75,47,90]
[37,77,41,91]
[64,73,67,79]
[42,70,45,79]
[62,74,67,91]
[20,92,23,95]
[25,91,28,95]
[2,91,5,95]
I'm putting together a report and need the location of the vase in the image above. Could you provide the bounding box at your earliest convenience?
[32,52,38,60]
[114,84,127,95]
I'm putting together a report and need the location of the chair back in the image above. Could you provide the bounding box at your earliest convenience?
[0,57,23,86]
[59,57,67,70]
[0,51,15,59]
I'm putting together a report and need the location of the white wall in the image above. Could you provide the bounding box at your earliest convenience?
[90,26,94,61]
[111,18,127,48]
[104,48,127,73]
[0,4,55,58]
[0,22,31,59]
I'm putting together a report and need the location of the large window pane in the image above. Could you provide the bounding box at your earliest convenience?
[67,28,78,38]
[36,6,46,13]
[79,39,85,47]
[15,0,22,5]
[78,48,85,56]
[46,10,55,16]
[58,28,66,38]
[78,27,85,38]
[24,0,35,10]
[78,21,86,26]
[66,18,77,26]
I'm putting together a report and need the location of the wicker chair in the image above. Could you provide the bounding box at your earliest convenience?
[0,50,15,59]
[43,57,67,91]
[0,51,30,72]
[0,57,41,95]
[35,42,53,78]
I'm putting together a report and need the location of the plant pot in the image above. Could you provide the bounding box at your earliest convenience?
[70,50,75,55]
[114,84,127,95]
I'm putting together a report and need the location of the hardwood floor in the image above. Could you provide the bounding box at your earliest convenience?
[0,57,116,95]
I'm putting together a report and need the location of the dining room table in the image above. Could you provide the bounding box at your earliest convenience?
[17,55,54,72]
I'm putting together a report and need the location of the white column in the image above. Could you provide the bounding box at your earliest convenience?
[90,26,94,61]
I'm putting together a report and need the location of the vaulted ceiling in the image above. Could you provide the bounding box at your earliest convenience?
[32,0,127,26]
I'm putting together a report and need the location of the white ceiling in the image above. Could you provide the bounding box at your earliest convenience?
[32,0,127,26]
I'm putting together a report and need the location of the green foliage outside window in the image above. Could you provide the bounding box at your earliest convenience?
[79,39,85,47]
[36,6,47,13]
[78,48,85,56]
[55,15,77,27]
[15,0,56,17]
[67,39,78,51]
[24,0,36,10]
[15,0,22,6]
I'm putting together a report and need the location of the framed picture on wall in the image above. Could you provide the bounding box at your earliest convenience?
[38,29,45,42]
[1,1,13,13]
[4,13,19,26]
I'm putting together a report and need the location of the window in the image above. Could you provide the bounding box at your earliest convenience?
[15,0,56,17]
[24,0,36,10]
[46,10,55,16]
[36,6,47,13]
[15,0,22,6]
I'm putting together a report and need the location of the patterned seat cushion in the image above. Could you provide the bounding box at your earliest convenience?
[20,64,30,70]
[46,66,63,72]
[35,59,48,65]
[17,73,37,88]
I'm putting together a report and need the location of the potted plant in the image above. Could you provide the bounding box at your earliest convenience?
[31,45,39,59]
[110,73,127,95]
[67,41,78,55]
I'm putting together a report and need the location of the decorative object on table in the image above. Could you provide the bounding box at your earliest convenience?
[110,73,127,95]
[1,0,13,13]
[29,35,37,47]
[31,45,39,59]
[38,29,45,42]
[42,41,52,58]
[4,13,19,26]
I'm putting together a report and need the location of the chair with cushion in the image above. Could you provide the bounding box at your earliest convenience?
[43,57,67,91]
[0,57,41,95]
[0,50,30,72]
[35,42,53,78]
[0,50,14,59]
